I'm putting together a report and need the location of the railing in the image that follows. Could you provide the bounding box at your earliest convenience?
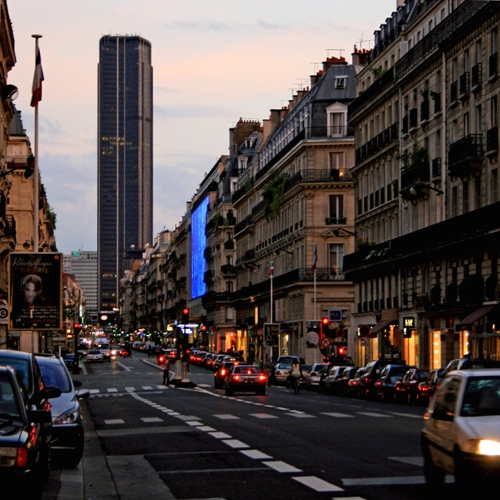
[3,215,16,238]
[432,157,442,179]
[472,63,482,89]
[459,72,470,98]
[448,134,484,176]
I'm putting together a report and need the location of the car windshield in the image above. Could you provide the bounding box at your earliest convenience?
[276,363,291,369]
[37,360,72,393]
[0,372,21,418]
[461,376,500,417]
[0,356,32,393]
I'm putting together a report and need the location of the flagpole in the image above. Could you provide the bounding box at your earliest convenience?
[32,34,42,253]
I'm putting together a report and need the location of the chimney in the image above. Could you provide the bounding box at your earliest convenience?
[352,45,372,67]
[322,56,347,73]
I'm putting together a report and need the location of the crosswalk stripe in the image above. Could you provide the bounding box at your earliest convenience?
[292,475,343,492]
[89,389,99,394]
[107,388,118,393]
[263,461,301,473]
[287,413,316,418]
[125,387,135,392]
[249,413,279,419]
[104,419,124,425]
[142,386,153,390]
[214,414,240,420]
[356,412,391,418]
[322,412,354,418]
[141,417,163,423]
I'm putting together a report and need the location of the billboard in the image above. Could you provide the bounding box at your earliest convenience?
[191,196,209,299]
[9,252,63,330]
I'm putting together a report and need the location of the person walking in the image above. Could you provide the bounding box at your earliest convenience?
[162,356,171,385]
[289,359,302,394]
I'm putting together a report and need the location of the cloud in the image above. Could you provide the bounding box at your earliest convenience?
[164,19,287,33]
[154,104,232,119]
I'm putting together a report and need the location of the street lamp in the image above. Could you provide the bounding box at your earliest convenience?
[331,228,357,237]
[0,165,34,179]
[409,182,444,196]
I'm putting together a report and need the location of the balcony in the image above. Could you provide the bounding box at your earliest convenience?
[221,265,236,276]
[2,214,16,238]
[448,134,484,179]
[486,127,498,158]
[325,217,347,225]
[224,240,234,250]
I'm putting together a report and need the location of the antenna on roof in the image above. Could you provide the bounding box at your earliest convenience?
[326,49,344,59]
[357,32,372,50]
[297,78,308,90]
[311,62,320,73]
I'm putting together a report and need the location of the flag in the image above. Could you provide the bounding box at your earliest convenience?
[269,262,274,278]
[30,48,44,107]
[312,245,317,271]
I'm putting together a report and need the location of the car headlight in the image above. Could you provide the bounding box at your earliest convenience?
[54,406,81,425]
[463,439,500,456]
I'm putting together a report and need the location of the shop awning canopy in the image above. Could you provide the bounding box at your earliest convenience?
[456,304,498,329]
[371,319,395,335]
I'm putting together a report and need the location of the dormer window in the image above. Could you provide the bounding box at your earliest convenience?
[238,156,248,171]
[335,76,347,89]
[326,103,348,137]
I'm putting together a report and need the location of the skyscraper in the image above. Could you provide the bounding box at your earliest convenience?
[97,35,153,315]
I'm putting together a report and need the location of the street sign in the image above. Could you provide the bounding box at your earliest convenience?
[0,305,7,325]
[320,336,331,348]
[328,309,343,322]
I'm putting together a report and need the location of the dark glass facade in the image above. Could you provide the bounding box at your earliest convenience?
[98,36,153,314]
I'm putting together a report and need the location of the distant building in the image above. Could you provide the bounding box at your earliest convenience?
[97,35,153,315]
[64,251,98,323]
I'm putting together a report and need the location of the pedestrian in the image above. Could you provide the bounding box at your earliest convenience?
[162,356,171,385]
[147,345,152,358]
[289,359,302,394]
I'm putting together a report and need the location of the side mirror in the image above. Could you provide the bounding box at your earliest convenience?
[76,388,90,399]
[42,386,62,399]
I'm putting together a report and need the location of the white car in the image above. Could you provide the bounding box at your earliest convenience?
[421,369,500,487]
[86,349,104,363]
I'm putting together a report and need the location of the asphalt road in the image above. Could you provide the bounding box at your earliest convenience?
[43,352,457,499]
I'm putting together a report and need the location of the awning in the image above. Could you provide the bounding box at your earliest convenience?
[456,304,498,329]
[371,319,395,335]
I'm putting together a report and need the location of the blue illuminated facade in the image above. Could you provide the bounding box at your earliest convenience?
[191,196,210,299]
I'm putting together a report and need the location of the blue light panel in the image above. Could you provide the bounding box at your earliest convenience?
[191,196,209,299]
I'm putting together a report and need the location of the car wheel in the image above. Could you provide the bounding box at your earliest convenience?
[422,441,445,487]
[66,436,84,468]
[454,448,475,493]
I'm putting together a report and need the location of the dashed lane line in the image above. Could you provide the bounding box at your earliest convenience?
[293,475,344,492]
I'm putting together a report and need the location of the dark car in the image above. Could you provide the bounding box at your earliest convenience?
[417,368,443,406]
[214,361,243,389]
[35,355,89,466]
[347,367,365,397]
[394,367,429,404]
[322,366,348,394]
[224,365,267,395]
[375,364,414,402]
[63,354,75,369]
[359,359,395,399]
[0,365,53,498]
[335,366,359,396]
[0,349,61,472]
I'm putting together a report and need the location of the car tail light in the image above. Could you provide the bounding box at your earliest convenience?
[232,375,240,381]
[159,356,165,363]
[259,375,266,381]
[221,369,226,376]
[420,386,429,391]
[16,446,29,466]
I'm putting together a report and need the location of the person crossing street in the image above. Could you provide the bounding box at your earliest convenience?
[161,356,171,385]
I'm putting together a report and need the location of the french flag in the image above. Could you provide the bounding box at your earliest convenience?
[269,262,274,278]
[312,245,318,271]
[30,48,44,107]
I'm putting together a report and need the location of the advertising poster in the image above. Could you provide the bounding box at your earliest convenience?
[8,252,63,330]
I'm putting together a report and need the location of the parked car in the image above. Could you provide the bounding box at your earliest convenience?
[437,357,500,390]
[359,359,395,399]
[417,369,443,406]
[268,356,304,385]
[335,366,359,396]
[394,368,429,404]
[34,354,90,466]
[306,363,328,390]
[224,365,267,395]
[0,365,53,497]
[322,366,348,394]
[347,367,365,397]
[63,354,76,369]
[0,349,61,477]
[273,363,292,385]
[421,369,500,488]
[86,350,104,363]
[375,364,415,402]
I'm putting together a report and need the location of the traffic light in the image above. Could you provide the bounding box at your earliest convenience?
[338,346,347,357]
[182,308,189,324]
[321,317,330,337]
[73,323,82,335]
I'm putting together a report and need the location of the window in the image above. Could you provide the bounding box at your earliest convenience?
[329,244,344,276]
[330,152,344,171]
[491,96,498,127]
[335,76,347,89]
[226,281,233,293]
[492,169,498,203]
[326,103,347,137]
[329,195,344,224]
[463,180,469,213]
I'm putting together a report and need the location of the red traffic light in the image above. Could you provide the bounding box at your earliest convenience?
[201,325,207,332]
[73,323,81,329]
[338,346,346,356]
[321,317,330,325]
[182,308,189,316]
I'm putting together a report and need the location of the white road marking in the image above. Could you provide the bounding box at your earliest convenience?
[89,389,100,394]
[249,413,279,419]
[185,421,203,426]
[387,412,422,419]
[388,457,424,466]
[221,439,250,449]
[213,414,240,420]
[240,449,273,460]
[141,417,163,423]
[107,388,118,393]
[197,426,216,432]
[175,415,201,421]
[287,413,316,418]
[342,476,427,486]
[197,383,211,387]
[209,432,232,439]
[125,387,135,392]
[322,412,354,418]
[115,361,132,371]
[142,386,153,390]
[293,475,344,492]
[263,461,302,473]
[356,412,391,418]
[156,385,168,390]
[104,419,125,425]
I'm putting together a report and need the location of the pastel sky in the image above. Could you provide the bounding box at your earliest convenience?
[8,0,396,254]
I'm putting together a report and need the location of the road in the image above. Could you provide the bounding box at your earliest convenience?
[43,352,456,499]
